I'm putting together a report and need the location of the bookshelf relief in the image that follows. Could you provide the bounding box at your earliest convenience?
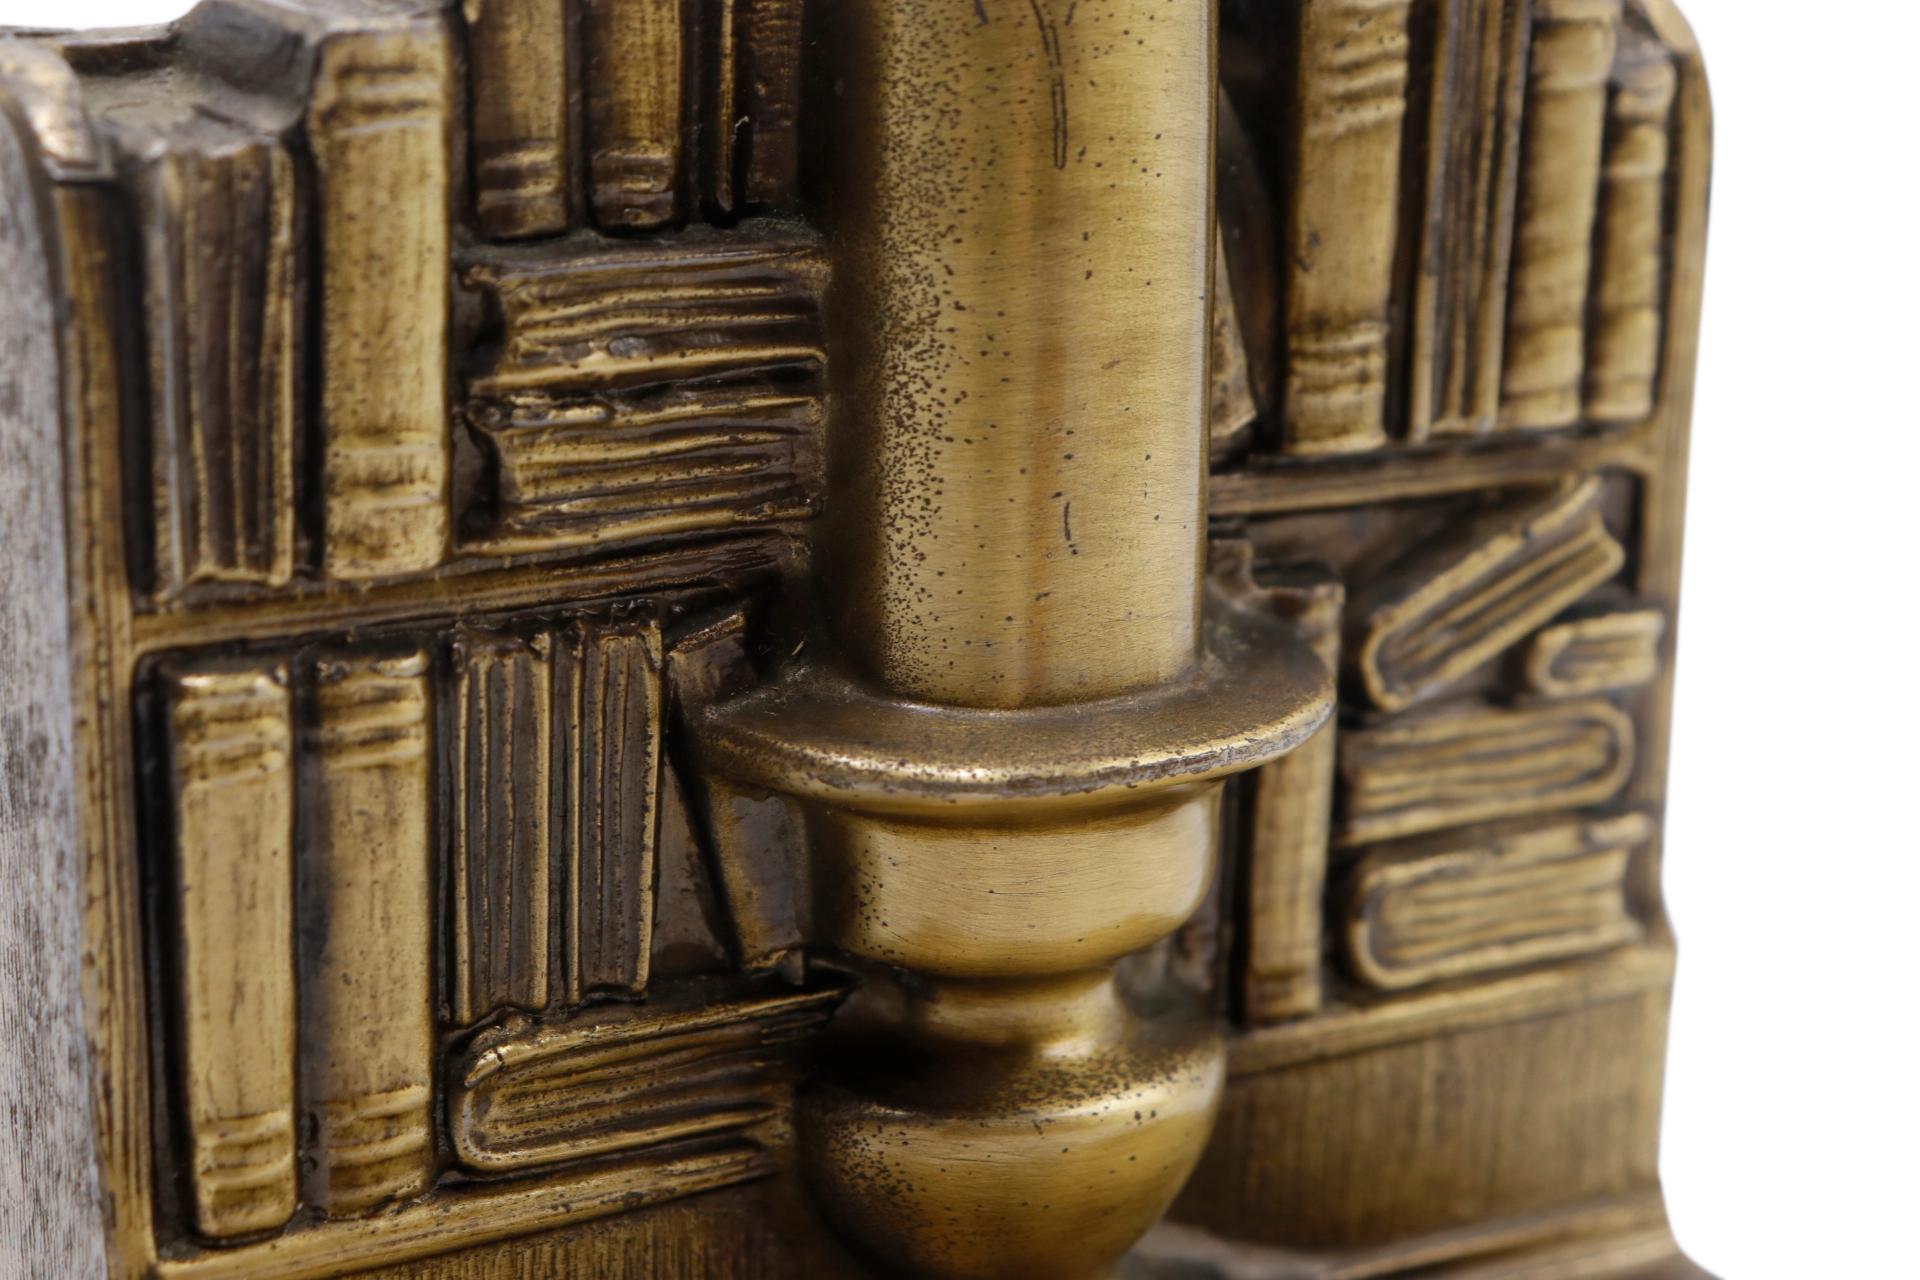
[1216,0,1683,459]
[142,597,841,1257]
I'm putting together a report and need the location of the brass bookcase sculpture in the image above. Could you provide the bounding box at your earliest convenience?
[0,0,1711,1275]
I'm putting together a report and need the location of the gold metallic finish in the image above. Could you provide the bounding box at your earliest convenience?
[162,662,298,1239]
[1211,545,1345,1026]
[1523,607,1669,697]
[1341,811,1651,991]
[823,0,1216,710]
[694,605,1330,814]
[301,651,437,1218]
[0,0,1715,1272]
[695,2,1332,1275]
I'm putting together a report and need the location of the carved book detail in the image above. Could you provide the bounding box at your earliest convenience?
[162,663,299,1240]
[448,983,845,1175]
[1339,697,1637,845]
[451,632,558,1026]
[1501,0,1623,429]
[450,615,670,1023]
[558,615,666,1003]
[466,0,572,240]
[584,0,683,230]
[1216,551,1347,1026]
[301,652,437,1217]
[461,230,826,552]
[1282,0,1412,455]
[1343,811,1650,989]
[1353,477,1627,712]
[463,232,825,394]
[471,388,822,553]
[1406,0,1530,441]
[1588,26,1679,422]
[1523,606,1668,696]
[307,21,455,580]
[733,0,805,206]
[581,0,805,230]
[106,111,299,595]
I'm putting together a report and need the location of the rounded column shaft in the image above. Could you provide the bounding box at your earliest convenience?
[694,4,1343,1276]
[825,0,1216,707]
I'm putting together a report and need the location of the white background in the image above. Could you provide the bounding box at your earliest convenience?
[4,1,1917,1275]
[1646,3,1920,1276]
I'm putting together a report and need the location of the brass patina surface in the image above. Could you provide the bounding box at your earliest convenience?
[0,0,1710,1277]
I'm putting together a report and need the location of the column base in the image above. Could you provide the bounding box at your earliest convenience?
[803,1000,1224,1280]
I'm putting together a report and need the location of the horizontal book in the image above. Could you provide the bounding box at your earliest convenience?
[1342,811,1650,990]
[1522,606,1666,697]
[461,227,827,554]
[470,388,822,553]
[1352,477,1626,712]
[1339,697,1636,845]
[463,230,826,396]
[448,981,848,1173]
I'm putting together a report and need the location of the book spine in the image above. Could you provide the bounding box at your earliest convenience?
[561,617,665,1003]
[1241,570,1344,1025]
[736,0,805,206]
[1281,0,1411,455]
[302,652,436,1217]
[451,632,556,1026]
[133,133,299,595]
[163,663,298,1239]
[701,0,739,213]
[1585,28,1677,423]
[458,233,827,552]
[1500,0,1621,429]
[1407,0,1530,440]
[1522,606,1666,697]
[310,25,454,579]
[469,388,822,552]
[466,0,573,240]
[585,0,685,230]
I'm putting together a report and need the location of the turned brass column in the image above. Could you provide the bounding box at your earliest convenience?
[824,0,1213,708]
[697,2,1331,1276]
